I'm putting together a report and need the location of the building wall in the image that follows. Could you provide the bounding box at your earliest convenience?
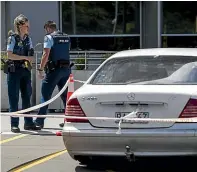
[1,1,60,48]
[1,1,6,50]
[1,1,160,49]
[1,1,197,49]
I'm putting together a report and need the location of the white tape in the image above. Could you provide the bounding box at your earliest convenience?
[0,77,82,115]
[2,79,69,114]
[0,77,82,116]
[0,76,196,128]
[116,108,139,134]
[74,79,85,84]
[0,113,197,123]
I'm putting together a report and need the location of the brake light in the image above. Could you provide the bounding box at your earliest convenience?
[65,98,89,123]
[179,98,197,118]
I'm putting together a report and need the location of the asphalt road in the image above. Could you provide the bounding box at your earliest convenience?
[1,114,197,172]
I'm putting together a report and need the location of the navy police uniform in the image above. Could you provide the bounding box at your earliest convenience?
[6,34,38,131]
[34,31,71,127]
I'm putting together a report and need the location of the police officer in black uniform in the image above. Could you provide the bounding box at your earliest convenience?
[6,14,41,133]
[34,21,71,128]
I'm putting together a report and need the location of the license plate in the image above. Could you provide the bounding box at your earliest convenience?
[115,112,149,124]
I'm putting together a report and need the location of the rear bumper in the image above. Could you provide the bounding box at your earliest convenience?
[62,123,197,158]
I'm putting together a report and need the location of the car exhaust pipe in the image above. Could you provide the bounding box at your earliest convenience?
[125,145,135,162]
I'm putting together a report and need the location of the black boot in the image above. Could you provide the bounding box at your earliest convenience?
[33,121,44,129]
[24,123,41,130]
[59,123,64,128]
[11,126,20,133]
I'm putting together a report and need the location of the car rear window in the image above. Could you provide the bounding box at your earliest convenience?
[89,55,197,85]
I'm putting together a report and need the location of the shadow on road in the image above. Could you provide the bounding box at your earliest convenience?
[75,156,197,172]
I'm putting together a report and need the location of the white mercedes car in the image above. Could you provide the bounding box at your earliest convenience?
[62,48,197,164]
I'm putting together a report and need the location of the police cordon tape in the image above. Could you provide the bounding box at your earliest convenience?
[73,79,86,84]
[1,112,197,123]
[0,78,197,123]
[0,79,84,115]
[4,79,69,114]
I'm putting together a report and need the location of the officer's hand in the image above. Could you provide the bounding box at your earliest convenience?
[38,70,45,79]
[26,56,35,63]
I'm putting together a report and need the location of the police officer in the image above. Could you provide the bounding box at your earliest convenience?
[6,14,41,133]
[34,21,71,128]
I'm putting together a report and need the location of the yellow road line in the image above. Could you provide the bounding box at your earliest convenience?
[9,149,67,172]
[0,134,28,145]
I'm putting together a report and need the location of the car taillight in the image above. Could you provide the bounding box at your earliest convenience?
[179,98,197,118]
[65,98,89,123]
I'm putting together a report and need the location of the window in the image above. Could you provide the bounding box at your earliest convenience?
[90,56,197,85]
[70,36,140,51]
[162,2,197,34]
[62,1,140,35]
[62,1,73,34]
[162,2,197,48]
[162,36,197,48]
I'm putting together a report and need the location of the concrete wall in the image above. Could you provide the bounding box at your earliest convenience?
[1,70,94,111]
[1,1,6,50]
[1,1,60,48]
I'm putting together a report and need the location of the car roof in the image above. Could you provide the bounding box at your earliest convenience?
[110,48,197,59]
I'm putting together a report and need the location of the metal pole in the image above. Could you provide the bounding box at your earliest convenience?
[31,56,36,107]
[112,1,118,34]
[84,51,87,70]
[59,1,62,31]
[72,1,76,34]
[31,43,42,107]
[139,1,143,49]
[157,1,161,48]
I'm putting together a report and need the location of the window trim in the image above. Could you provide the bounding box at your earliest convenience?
[157,1,162,48]
[69,34,140,38]
[162,34,197,37]
[59,1,62,31]
[139,1,142,48]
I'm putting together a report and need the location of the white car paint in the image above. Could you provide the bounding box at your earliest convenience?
[74,85,196,128]
[62,48,197,163]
